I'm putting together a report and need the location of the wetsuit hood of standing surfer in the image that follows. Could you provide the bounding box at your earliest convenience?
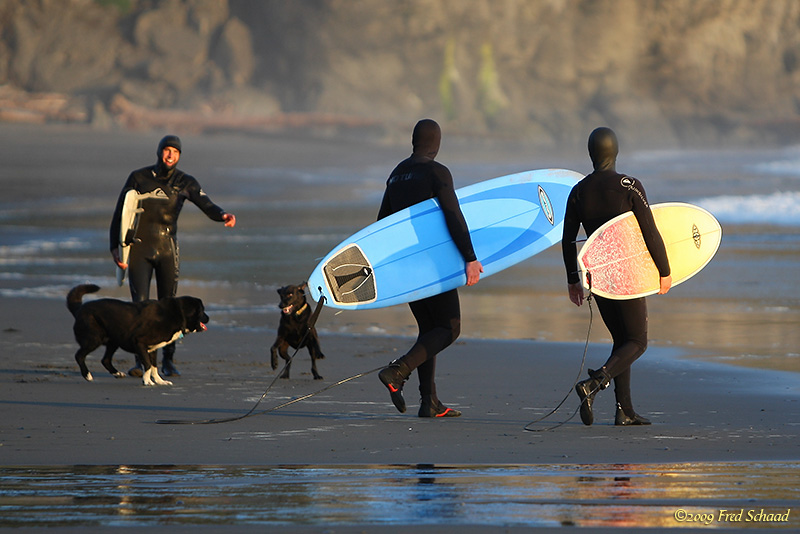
[156,135,182,177]
[588,126,618,172]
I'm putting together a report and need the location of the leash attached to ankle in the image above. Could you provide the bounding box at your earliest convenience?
[524,271,595,432]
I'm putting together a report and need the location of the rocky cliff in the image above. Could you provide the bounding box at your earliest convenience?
[1,0,799,147]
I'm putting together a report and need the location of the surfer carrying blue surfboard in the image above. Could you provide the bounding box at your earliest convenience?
[561,127,672,426]
[376,119,483,418]
[110,135,236,377]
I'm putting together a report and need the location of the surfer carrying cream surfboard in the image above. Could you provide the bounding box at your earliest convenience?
[561,127,672,426]
[377,119,483,418]
[110,135,236,377]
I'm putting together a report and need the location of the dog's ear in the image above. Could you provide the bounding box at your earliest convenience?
[165,297,189,329]
[299,281,308,294]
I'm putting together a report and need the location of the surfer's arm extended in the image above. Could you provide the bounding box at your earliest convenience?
[183,176,236,228]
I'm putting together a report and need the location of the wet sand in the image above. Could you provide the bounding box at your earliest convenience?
[2,295,798,466]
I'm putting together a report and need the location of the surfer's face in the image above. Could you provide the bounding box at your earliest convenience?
[161,146,180,169]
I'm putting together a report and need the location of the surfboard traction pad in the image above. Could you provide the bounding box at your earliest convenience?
[322,244,376,304]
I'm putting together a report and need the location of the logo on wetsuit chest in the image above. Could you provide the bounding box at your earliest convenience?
[138,188,170,200]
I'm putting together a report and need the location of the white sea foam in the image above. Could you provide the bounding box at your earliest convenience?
[696,191,800,226]
[751,159,800,177]
[0,237,90,256]
[747,145,800,177]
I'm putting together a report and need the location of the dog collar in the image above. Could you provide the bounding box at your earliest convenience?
[295,302,308,315]
[147,331,184,352]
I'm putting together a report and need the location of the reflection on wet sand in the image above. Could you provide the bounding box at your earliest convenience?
[1,462,797,528]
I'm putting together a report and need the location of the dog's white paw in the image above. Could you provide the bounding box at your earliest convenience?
[113,371,125,379]
[84,372,93,382]
[143,367,172,386]
[142,368,155,386]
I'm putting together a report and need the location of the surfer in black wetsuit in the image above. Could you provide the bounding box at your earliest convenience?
[110,135,236,377]
[561,127,672,426]
[376,119,483,418]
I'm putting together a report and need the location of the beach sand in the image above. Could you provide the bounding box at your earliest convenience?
[2,295,797,466]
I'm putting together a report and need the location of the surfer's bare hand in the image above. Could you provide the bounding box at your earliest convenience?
[111,248,127,269]
[222,213,236,228]
[568,282,584,306]
[465,260,483,286]
[658,275,672,295]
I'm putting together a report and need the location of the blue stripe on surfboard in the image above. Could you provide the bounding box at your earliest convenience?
[378,201,541,269]
[374,182,542,236]
[375,227,550,302]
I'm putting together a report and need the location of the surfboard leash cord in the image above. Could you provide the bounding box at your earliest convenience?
[155,291,382,425]
[523,271,599,432]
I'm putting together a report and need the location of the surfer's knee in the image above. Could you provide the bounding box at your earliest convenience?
[631,337,647,356]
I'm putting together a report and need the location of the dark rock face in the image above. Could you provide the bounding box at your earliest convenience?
[1,0,799,147]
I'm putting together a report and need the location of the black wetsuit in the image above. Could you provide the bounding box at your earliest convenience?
[562,129,670,417]
[377,120,476,403]
[110,162,226,360]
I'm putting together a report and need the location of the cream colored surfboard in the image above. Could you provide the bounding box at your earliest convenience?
[577,202,722,300]
[115,190,143,286]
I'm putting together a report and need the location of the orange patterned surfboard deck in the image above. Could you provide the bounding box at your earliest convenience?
[577,202,722,300]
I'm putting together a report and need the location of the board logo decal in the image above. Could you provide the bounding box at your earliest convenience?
[538,185,555,225]
[692,223,701,249]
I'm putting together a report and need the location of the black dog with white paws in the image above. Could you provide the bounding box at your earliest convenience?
[270,283,325,379]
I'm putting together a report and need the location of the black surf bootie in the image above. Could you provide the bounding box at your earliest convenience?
[418,398,461,418]
[128,361,143,378]
[162,357,180,377]
[575,368,611,426]
[161,346,180,377]
[615,404,651,426]
[378,360,411,413]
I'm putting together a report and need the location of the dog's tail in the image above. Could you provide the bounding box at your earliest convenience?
[66,284,101,317]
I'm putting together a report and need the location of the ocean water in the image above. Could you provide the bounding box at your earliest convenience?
[0,128,798,372]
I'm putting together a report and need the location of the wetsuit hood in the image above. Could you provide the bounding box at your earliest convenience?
[157,135,182,155]
[411,119,441,160]
[588,127,618,172]
[156,135,182,177]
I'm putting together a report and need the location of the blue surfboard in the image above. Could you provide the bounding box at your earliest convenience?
[308,168,581,310]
